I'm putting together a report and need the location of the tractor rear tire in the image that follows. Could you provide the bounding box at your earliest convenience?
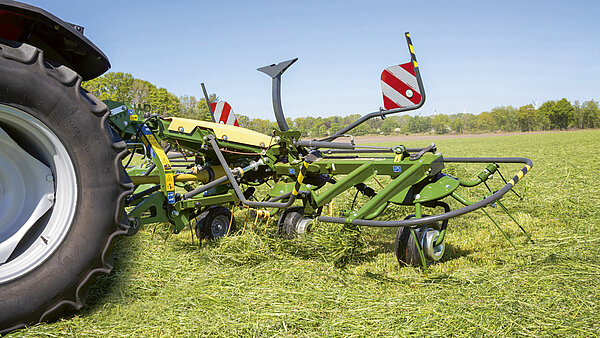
[0,41,133,333]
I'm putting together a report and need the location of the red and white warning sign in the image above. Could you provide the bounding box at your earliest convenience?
[380,62,421,110]
[210,101,239,126]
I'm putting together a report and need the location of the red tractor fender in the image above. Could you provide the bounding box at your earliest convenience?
[0,0,110,80]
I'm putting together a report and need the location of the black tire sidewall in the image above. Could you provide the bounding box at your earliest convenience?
[198,206,234,239]
[278,207,304,239]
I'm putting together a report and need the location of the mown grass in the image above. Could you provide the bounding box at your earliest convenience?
[10,130,600,336]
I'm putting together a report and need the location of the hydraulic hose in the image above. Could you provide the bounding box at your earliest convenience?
[207,136,307,208]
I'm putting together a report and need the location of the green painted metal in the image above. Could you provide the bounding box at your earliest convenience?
[414,175,459,203]
[127,192,170,226]
[314,162,375,207]
[350,162,427,221]
[458,163,498,187]
[496,200,534,244]
[174,191,239,211]
[481,208,517,250]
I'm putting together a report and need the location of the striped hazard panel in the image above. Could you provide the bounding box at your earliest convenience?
[210,101,239,126]
[381,62,421,110]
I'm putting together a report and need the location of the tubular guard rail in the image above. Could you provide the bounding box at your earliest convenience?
[318,157,533,227]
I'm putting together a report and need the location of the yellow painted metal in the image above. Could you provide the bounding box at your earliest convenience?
[165,117,273,148]
[130,166,226,185]
[140,132,175,199]
[516,170,524,180]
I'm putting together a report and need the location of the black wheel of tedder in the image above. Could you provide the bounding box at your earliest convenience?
[0,41,133,333]
[195,206,235,239]
[395,215,446,266]
[277,206,314,239]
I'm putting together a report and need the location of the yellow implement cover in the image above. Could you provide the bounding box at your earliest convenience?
[165,117,272,148]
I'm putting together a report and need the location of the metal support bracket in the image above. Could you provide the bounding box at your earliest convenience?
[257,58,298,131]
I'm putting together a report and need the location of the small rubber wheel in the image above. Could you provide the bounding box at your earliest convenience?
[278,206,313,239]
[195,206,235,239]
[0,41,132,333]
[394,215,445,266]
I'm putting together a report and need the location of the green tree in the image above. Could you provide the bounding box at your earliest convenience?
[552,98,574,129]
[431,114,451,134]
[403,115,431,133]
[178,95,198,119]
[380,120,399,134]
[236,114,250,129]
[541,99,573,130]
[129,79,155,106]
[450,115,464,133]
[573,100,600,129]
[83,72,134,102]
[517,104,536,131]
[476,111,495,131]
[487,106,518,132]
[149,87,180,117]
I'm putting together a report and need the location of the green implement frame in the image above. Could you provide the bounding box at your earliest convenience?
[106,31,533,267]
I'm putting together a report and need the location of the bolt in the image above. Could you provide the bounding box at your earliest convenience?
[195,202,201,207]
[46,174,54,182]
[414,194,420,199]
[178,127,184,132]
[222,135,228,141]
[445,184,452,189]
[306,184,312,188]
[123,121,129,126]
[47,194,55,202]
[171,210,179,217]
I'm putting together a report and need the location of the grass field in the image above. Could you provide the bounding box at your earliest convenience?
[10,130,600,337]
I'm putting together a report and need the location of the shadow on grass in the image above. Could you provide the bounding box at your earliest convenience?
[344,238,473,269]
[440,243,472,263]
[81,236,139,314]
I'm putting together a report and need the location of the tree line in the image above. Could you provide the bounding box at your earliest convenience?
[84,72,600,137]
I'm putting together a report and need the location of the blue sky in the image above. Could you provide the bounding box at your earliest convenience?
[26,0,600,120]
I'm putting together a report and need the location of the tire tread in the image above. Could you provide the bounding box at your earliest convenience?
[0,41,134,333]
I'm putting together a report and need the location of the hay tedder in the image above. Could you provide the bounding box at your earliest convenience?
[0,0,533,332]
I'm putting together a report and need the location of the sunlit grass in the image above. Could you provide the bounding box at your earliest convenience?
[10,130,600,336]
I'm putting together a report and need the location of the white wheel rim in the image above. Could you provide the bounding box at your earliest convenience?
[422,228,445,262]
[0,104,77,283]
